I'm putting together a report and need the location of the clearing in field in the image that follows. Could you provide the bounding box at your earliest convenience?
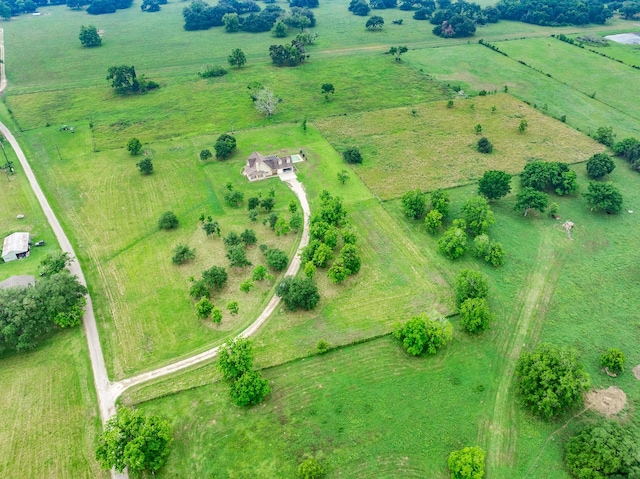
[316,94,603,199]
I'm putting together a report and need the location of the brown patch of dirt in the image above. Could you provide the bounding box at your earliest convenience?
[585,386,627,417]
[633,364,640,380]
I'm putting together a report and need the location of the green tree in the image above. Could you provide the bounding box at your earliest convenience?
[239,279,254,293]
[519,119,528,133]
[601,348,625,375]
[222,12,240,32]
[0,2,12,19]
[321,83,335,100]
[454,269,488,307]
[515,343,591,419]
[211,308,223,323]
[298,457,324,479]
[136,158,153,175]
[425,209,443,234]
[327,258,350,284]
[95,407,173,475]
[264,248,289,271]
[240,229,257,246]
[214,133,237,159]
[272,20,288,37]
[228,48,247,68]
[252,265,268,281]
[478,170,511,200]
[127,137,142,155]
[388,45,408,61]
[158,211,178,230]
[227,300,239,314]
[203,220,221,237]
[565,422,640,478]
[586,153,616,179]
[290,212,303,231]
[462,196,494,236]
[224,190,244,208]
[584,181,623,213]
[107,65,140,94]
[276,276,320,311]
[343,147,363,164]
[312,243,334,268]
[339,244,361,274]
[230,370,271,406]
[430,189,450,216]
[393,314,453,356]
[218,337,254,382]
[172,244,195,265]
[459,297,492,333]
[437,226,467,259]
[401,188,427,219]
[39,252,72,277]
[260,197,275,212]
[476,136,493,153]
[227,244,252,268]
[199,149,212,161]
[593,126,615,147]
[514,187,549,216]
[366,15,384,29]
[189,279,209,299]
[274,217,290,236]
[304,260,316,278]
[195,297,214,319]
[486,241,505,267]
[79,25,102,47]
[448,446,485,479]
[202,265,228,290]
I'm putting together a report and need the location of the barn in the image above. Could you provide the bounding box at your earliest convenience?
[2,232,31,262]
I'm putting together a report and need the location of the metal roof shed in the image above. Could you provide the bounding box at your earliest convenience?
[2,232,30,262]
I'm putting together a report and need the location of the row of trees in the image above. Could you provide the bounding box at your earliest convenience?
[0,253,87,353]
[218,337,271,406]
[495,0,613,25]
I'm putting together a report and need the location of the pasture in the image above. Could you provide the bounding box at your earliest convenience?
[0,329,106,479]
[316,94,603,199]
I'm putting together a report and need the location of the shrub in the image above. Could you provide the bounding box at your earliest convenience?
[393,314,453,356]
[437,227,467,259]
[601,348,625,375]
[227,301,239,314]
[298,457,324,479]
[172,244,195,265]
[430,189,450,216]
[264,248,289,271]
[202,265,228,290]
[252,265,268,281]
[239,279,254,293]
[448,446,485,479]
[454,269,488,307]
[127,137,142,155]
[316,340,329,354]
[477,137,493,153]
[343,147,363,164]
[230,370,271,406]
[240,229,257,246]
[327,259,349,284]
[425,209,443,234]
[198,64,227,78]
[459,298,492,333]
[200,149,212,161]
[136,158,153,175]
[158,211,178,230]
[195,298,214,319]
[401,188,427,219]
[486,241,505,267]
[189,279,209,299]
[211,308,223,323]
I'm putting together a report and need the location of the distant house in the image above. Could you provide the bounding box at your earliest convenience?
[0,275,35,289]
[243,151,295,182]
[2,232,30,262]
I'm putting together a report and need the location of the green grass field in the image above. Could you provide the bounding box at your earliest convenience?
[0,329,107,479]
[316,94,603,199]
[566,32,640,66]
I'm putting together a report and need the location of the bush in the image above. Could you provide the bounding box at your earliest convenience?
[189,279,209,299]
[430,189,450,216]
[515,343,591,419]
[401,188,427,219]
[136,158,153,175]
[158,211,179,230]
[477,137,493,153]
[276,276,320,311]
[240,229,257,246]
[127,137,142,155]
[316,340,330,354]
[425,209,443,234]
[343,147,363,164]
[462,196,495,236]
[172,244,195,265]
[448,446,485,479]
[230,370,271,406]
[327,258,349,284]
[601,348,625,375]
[339,244,361,274]
[252,265,268,281]
[459,297,492,333]
[486,241,505,267]
[264,248,289,271]
[298,457,324,479]
[239,279,254,293]
[437,227,467,259]
[195,297,214,319]
[198,64,227,78]
[472,234,490,259]
[586,153,615,179]
[200,149,212,161]
[454,269,488,307]
[393,314,453,356]
[202,265,228,289]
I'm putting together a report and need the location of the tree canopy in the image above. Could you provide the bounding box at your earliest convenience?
[343,147,363,164]
[393,314,453,356]
[478,170,511,200]
[95,407,173,474]
[586,153,615,179]
[520,161,578,195]
[79,25,102,47]
[514,187,549,216]
[462,195,495,236]
[276,276,320,311]
[515,343,590,419]
[269,41,308,66]
[448,446,486,479]
[228,48,247,68]
[584,181,623,214]
[158,211,179,230]
[365,15,384,29]
[218,337,254,382]
[496,0,612,25]
[454,269,489,307]
[214,133,237,159]
[401,188,427,219]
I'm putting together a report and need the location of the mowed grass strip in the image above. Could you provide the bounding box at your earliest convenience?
[495,37,640,122]
[7,53,448,150]
[316,94,603,199]
[137,335,496,478]
[0,329,106,479]
[404,43,640,139]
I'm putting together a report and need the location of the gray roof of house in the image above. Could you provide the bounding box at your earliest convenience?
[0,275,35,289]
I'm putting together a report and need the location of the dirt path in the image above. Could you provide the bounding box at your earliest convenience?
[481,233,564,471]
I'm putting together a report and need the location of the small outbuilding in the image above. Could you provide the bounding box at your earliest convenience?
[0,275,35,289]
[2,232,31,262]
[243,151,295,182]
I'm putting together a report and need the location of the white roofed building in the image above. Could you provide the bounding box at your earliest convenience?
[2,232,30,262]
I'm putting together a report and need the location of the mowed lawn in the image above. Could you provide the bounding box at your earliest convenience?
[20,123,305,379]
[495,37,640,124]
[0,138,59,281]
[567,32,640,67]
[316,94,603,199]
[404,43,640,140]
[0,329,106,479]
